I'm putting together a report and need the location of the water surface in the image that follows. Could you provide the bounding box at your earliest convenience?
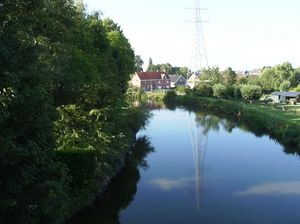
[67,103,300,224]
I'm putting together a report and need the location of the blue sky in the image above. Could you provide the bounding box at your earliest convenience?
[83,0,299,71]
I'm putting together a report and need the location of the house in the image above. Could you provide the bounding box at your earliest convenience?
[235,70,249,77]
[270,91,300,102]
[169,75,187,88]
[186,73,199,89]
[249,68,262,76]
[131,71,171,91]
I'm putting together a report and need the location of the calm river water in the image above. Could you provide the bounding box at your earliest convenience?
[66,102,300,224]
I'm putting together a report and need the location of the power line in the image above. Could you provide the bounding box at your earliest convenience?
[187,0,209,76]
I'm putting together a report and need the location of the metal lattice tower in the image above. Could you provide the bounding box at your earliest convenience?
[188,0,208,76]
[189,112,208,211]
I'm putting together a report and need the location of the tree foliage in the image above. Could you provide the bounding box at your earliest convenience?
[201,66,223,86]
[0,1,138,223]
[279,81,291,92]
[224,67,237,87]
[240,85,262,104]
[213,84,226,98]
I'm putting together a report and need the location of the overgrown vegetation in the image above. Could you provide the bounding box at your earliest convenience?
[0,1,151,223]
[164,94,300,148]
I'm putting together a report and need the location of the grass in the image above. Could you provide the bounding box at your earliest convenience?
[252,100,300,121]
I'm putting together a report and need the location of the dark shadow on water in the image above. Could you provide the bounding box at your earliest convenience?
[65,135,155,224]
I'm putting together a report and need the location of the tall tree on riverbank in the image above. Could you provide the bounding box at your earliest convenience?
[0,1,138,223]
[0,1,70,223]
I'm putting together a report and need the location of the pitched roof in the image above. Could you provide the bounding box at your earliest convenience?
[136,71,170,80]
[249,68,262,74]
[271,92,300,97]
[169,75,185,82]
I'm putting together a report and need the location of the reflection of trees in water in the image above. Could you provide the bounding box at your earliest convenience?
[65,136,155,224]
[193,110,236,135]
[190,107,298,157]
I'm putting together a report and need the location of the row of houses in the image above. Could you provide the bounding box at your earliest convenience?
[131,68,264,91]
[131,71,300,103]
[131,72,186,91]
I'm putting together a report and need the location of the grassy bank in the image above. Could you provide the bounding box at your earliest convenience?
[166,94,300,148]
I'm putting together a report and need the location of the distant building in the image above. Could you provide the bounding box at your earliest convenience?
[270,91,300,102]
[249,68,262,76]
[131,71,171,91]
[169,75,187,88]
[235,70,249,76]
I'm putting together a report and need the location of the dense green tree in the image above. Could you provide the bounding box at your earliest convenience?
[193,82,213,96]
[147,57,154,71]
[103,18,135,92]
[237,77,248,85]
[179,67,189,78]
[240,85,262,104]
[279,81,291,92]
[224,67,237,87]
[273,62,296,90]
[0,1,70,223]
[212,84,226,98]
[201,66,223,86]
[257,67,275,93]
[225,86,235,99]
[135,55,144,72]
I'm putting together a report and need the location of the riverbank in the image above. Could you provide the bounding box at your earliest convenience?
[56,104,153,223]
[165,95,300,148]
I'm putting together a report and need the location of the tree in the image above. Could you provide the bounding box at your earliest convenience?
[147,57,154,71]
[273,62,296,90]
[237,77,248,85]
[193,82,213,96]
[224,67,237,87]
[258,67,275,93]
[240,85,262,104]
[201,66,223,86]
[179,67,189,78]
[279,81,291,92]
[213,84,226,98]
[135,55,144,72]
[225,86,235,99]
[103,18,135,92]
[0,1,70,222]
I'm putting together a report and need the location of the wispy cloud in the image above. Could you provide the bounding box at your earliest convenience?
[235,181,300,195]
[149,177,194,191]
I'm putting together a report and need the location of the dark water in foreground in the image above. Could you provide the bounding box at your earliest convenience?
[67,103,300,224]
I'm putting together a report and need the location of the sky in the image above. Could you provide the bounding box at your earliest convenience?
[83,0,300,71]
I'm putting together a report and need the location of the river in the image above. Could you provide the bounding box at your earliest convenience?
[66,102,300,224]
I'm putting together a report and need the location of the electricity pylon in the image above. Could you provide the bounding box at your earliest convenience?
[189,112,208,211]
[187,0,208,76]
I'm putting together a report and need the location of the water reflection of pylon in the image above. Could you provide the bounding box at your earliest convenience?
[189,112,208,211]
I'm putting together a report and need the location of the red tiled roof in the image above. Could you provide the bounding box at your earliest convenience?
[136,72,170,80]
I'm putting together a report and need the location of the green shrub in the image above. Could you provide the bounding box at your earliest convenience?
[163,90,176,102]
[55,149,99,213]
[212,84,226,98]
[225,86,235,99]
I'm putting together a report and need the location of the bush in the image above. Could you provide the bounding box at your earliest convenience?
[240,85,262,104]
[212,84,226,98]
[163,90,176,102]
[193,82,213,96]
[234,87,242,100]
[225,86,235,99]
[176,86,191,95]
